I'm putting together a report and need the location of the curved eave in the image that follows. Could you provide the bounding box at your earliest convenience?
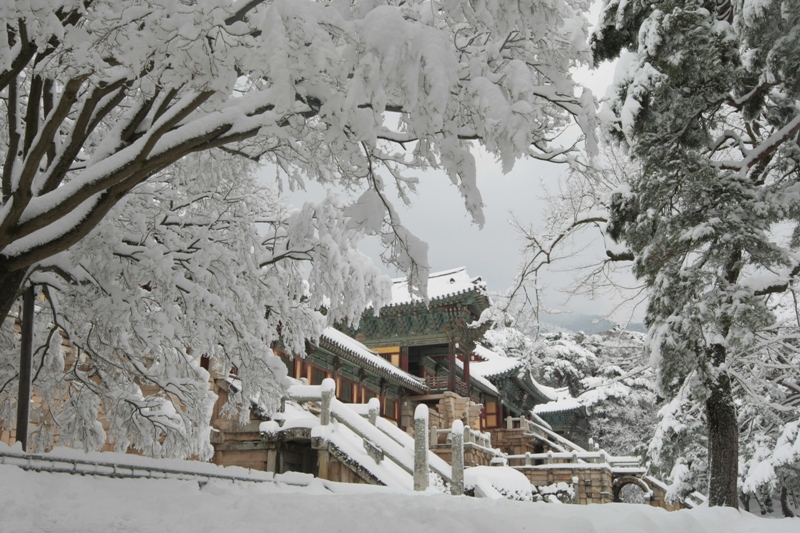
[317,337,429,394]
[504,376,548,406]
[536,405,588,417]
[379,286,490,313]
[475,363,522,382]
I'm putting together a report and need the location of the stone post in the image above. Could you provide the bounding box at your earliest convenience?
[546,450,553,464]
[321,378,335,426]
[525,452,532,466]
[451,419,464,496]
[318,450,330,480]
[367,397,380,425]
[266,445,277,473]
[506,416,513,429]
[414,404,429,491]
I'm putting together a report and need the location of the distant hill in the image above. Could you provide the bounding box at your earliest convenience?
[540,313,646,334]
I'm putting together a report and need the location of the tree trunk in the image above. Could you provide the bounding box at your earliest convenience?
[0,268,26,323]
[781,485,795,518]
[705,344,739,508]
[740,492,750,512]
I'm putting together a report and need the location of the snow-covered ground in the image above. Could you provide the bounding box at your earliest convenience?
[1,463,796,533]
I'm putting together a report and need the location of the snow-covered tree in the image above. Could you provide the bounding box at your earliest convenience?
[578,329,659,457]
[0,0,601,456]
[484,325,659,458]
[591,0,800,508]
[0,0,598,325]
[646,315,800,515]
[0,150,389,457]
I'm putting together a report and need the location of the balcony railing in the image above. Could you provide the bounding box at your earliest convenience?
[425,375,468,396]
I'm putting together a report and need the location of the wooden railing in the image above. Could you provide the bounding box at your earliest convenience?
[425,375,468,396]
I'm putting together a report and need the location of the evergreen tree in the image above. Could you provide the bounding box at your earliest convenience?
[592,0,800,507]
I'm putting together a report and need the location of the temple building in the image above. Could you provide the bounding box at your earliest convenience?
[275,267,587,442]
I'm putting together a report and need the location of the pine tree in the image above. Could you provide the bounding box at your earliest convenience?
[592,0,800,507]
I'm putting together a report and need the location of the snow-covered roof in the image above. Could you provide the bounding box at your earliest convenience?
[470,345,522,379]
[388,267,485,307]
[320,328,427,393]
[532,396,583,415]
[454,358,498,394]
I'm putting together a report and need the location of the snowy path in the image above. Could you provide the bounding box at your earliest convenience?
[1,464,796,533]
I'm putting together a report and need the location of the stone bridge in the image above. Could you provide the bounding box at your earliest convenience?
[497,416,705,510]
[506,451,701,510]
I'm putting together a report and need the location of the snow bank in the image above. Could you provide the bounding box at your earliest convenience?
[464,465,534,501]
[1,463,796,533]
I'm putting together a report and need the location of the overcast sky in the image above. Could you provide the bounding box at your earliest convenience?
[268,3,646,324]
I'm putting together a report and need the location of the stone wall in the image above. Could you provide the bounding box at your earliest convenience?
[210,418,273,471]
[431,443,494,467]
[646,479,683,511]
[209,379,275,471]
[489,428,538,456]
[519,465,614,505]
[435,392,482,429]
[320,452,373,484]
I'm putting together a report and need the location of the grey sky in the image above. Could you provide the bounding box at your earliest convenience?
[267,3,645,324]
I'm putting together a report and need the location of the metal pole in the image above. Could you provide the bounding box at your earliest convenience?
[16,285,34,452]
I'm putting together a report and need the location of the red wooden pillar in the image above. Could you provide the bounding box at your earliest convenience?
[400,346,409,372]
[463,348,471,397]
[448,341,456,392]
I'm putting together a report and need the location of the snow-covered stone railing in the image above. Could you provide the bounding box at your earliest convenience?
[292,380,452,486]
[506,451,643,472]
[347,400,415,451]
[430,426,493,450]
[285,382,323,404]
[506,416,585,454]
[414,404,429,491]
[0,446,293,486]
[643,475,708,509]
[450,419,465,496]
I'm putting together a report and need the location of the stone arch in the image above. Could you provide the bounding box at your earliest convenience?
[612,475,652,503]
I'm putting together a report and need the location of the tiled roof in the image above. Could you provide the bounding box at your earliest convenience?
[532,396,583,415]
[319,328,427,393]
[388,267,485,307]
[470,344,523,379]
